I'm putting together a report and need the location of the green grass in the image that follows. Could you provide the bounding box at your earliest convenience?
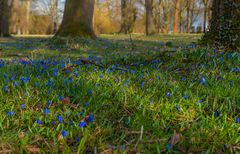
[0,34,239,153]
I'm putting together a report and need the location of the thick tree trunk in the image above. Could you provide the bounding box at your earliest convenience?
[173,0,180,33]
[120,0,127,34]
[0,0,10,37]
[202,0,240,50]
[56,0,95,37]
[10,0,19,34]
[145,0,156,35]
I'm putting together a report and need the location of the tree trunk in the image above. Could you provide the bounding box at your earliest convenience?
[25,0,30,34]
[119,0,137,34]
[145,0,156,35]
[186,0,191,33]
[154,0,162,33]
[202,0,240,50]
[173,0,180,33]
[120,0,127,34]
[162,2,170,33]
[202,0,208,33]
[10,0,19,34]
[0,0,10,37]
[54,0,59,33]
[56,0,95,37]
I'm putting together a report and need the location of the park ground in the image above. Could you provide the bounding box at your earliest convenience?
[0,34,239,153]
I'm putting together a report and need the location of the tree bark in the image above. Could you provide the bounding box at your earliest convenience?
[186,0,191,33]
[0,0,10,37]
[202,0,240,50]
[56,0,95,38]
[10,0,19,34]
[202,0,209,33]
[145,0,156,35]
[119,0,137,34]
[173,0,180,33]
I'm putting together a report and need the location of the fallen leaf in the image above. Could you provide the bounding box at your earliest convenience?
[170,129,182,146]
[26,145,40,154]
[100,149,113,154]
[62,97,70,104]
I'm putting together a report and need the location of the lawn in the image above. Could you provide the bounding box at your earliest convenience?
[0,34,239,153]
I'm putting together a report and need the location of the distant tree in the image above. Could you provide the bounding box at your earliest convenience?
[201,0,211,33]
[119,0,137,34]
[56,0,95,37]
[21,0,31,34]
[202,0,240,50]
[153,0,162,33]
[161,0,172,33]
[0,0,10,37]
[145,0,156,35]
[10,0,19,34]
[173,0,180,33]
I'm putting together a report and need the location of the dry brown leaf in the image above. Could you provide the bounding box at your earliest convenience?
[62,97,70,104]
[26,145,40,154]
[170,130,182,146]
[100,149,114,154]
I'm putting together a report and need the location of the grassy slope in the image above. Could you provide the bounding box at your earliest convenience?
[0,34,239,153]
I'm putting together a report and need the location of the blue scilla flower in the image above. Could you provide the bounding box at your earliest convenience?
[75,137,80,142]
[64,78,67,85]
[48,100,52,106]
[47,79,53,87]
[214,110,220,118]
[44,108,50,115]
[88,89,93,95]
[230,80,233,87]
[7,111,14,116]
[175,105,180,111]
[58,115,63,123]
[53,69,58,76]
[219,58,224,63]
[36,119,42,124]
[58,95,64,101]
[20,77,30,83]
[140,82,145,88]
[61,130,68,138]
[20,104,26,109]
[234,68,239,73]
[79,121,87,128]
[69,77,73,83]
[87,115,94,122]
[85,102,89,107]
[13,82,18,87]
[183,93,187,99]
[236,117,240,123]
[200,77,206,85]
[165,92,172,98]
[74,72,79,77]
[3,85,8,92]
